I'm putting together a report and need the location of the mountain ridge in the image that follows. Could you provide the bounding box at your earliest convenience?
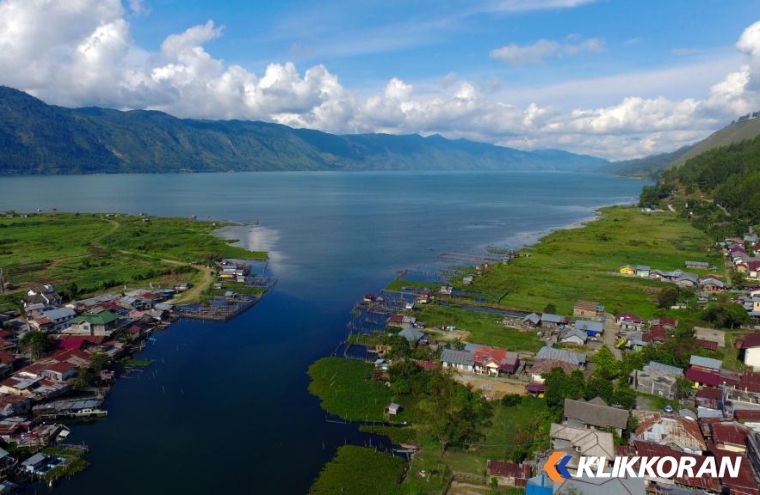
[0,86,611,175]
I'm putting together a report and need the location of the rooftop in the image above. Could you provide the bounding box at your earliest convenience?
[564,397,629,430]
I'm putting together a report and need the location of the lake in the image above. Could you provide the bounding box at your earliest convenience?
[0,171,646,494]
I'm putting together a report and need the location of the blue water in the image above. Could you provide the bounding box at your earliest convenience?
[0,171,646,494]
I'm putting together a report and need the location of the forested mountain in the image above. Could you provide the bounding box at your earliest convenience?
[608,116,760,179]
[640,134,760,238]
[0,86,608,175]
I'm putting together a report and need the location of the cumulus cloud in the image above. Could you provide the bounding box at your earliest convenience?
[0,0,760,159]
[490,36,605,65]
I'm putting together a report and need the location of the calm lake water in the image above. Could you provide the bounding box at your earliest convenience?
[0,171,645,494]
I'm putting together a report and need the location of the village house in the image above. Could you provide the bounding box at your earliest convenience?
[563,397,629,436]
[440,349,474,372]
[634,265,651,278]
[738,333,760,370]
[695,387,723,411]
[632,441,721,493]
[685,261,710,270]
[615,313,644,331]
[485,460,531,487]
[651,316,678,329]
[0,394,31,418]
[66,309,122,336]
[619,265,636,276]
[522,313,541,328]
[558,328,587,346]
[573,300,603,320]
[529,359,575,384]
[748,432,760,480]
[472,346,519,376]
[398,327,424,343]
[685,355,723,387]
[699,276,725,292]
[549,423,615,475]
[643,325,670,344]
[574,320,603,337]
[633,411,706,453]
[631,361,683,400]
[676,273,699,289]
[24,285,62,307]
[536,347,587,368]
[39,308,76,333]
[710,422,751,453]
[540,313,567,330]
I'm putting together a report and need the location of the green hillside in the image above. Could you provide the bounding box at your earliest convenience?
[609,115,760,179]
[670,116,760,169]
[0,86,608,175]
[641,133,760,238]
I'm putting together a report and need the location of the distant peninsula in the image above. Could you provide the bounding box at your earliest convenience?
[0,86,610,175]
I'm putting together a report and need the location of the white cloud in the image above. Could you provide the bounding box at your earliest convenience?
[475,0,599,15]
[0,0,759,160]
[490,37,605,65]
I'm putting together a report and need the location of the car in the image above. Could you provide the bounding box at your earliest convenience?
[663,405,674,413]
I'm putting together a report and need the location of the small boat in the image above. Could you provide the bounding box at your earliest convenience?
[57,425,71,441]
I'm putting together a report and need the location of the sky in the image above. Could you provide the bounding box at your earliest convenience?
[2,0,760,159]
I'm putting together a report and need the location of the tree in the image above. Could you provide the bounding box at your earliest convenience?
[585,376,614,403]
[704,301,750,329]
[611,384,637,409]
[656,286,679,309]
[591,345,619,380]
[544,368,586,410]
[89,353,108,374]
[418,371,492,454]
[674,376,695,400]
[19,331,54,360]
[543,303,557,314]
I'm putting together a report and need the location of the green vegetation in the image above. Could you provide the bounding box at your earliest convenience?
[648,133,760,238]
[416,305,542,352]
[41,446,89,483]
[18,330,55,359]
[0,86,606,175]
[610,115,760,179]
[308,358,395,422]
[0,212,266,310]
[468,206,718,318]
[309,446,406,495]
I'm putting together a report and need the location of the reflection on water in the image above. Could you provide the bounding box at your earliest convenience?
[217,224,287,272]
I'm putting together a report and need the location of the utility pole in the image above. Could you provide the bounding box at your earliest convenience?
[0,268,4,295]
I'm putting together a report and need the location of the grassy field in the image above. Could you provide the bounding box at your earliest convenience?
[308,357,398,422]
[0,212,265,309]
[468,206,719,318]
[310,446,407,495]
[416,305,543,352]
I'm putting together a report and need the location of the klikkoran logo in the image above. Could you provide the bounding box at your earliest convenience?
[543,451,741,483]
[545,452,573,482]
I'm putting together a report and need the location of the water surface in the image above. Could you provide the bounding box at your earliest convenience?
[0,171,646,494]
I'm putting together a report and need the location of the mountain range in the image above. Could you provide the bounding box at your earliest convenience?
[0,86,609,175]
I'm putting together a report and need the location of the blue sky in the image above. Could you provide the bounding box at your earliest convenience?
[1,0,760,158]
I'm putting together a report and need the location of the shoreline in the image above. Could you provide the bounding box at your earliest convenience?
[312,202,720,495]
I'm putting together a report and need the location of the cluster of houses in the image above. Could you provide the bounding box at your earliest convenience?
[0,281,180,479]
[618,262,726,292]
[533,393,759,494]
[489,389,760,494]
[440,345,520,376]
[724,236,760,280]
[520,301,605,347]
